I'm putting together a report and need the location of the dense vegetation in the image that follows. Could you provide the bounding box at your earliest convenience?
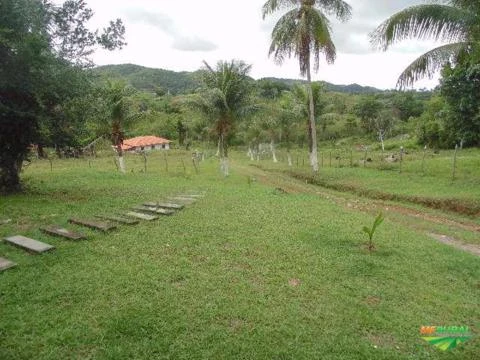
[93,64,383,95]
[0,0,125,192]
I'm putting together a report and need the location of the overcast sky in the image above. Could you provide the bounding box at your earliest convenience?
[82,0,444,90]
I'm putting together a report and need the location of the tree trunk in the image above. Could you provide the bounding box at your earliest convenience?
[215,138,221,157]
[287,151,293,167]
[115,144,126,174]
[218,133,229,177]
[379,131,385,152]
[306,64,319,172]
[248,147,255,161]
[270,140,278,163]
[0,156,23,193]
[38,144,47,159]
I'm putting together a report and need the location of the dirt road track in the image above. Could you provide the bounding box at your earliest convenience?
[235,163,480,257]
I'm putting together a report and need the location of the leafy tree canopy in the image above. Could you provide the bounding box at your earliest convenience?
[0,0,125,192]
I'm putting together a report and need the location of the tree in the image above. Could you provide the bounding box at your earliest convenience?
[354,96,396,151]
[373,109,397,152]
[262,0,352,172]
[415,95,448,148]
[93,82,139,174]
[276,91,304,166]
[35,62,94,155]
[370,0,480,88]
[189,60,253,176]
[440,61,480,146]
[391,91,425,122]
[291,82,327,144]
[354,96,383,133]
[0,0,125,192]
[257,79,290,99]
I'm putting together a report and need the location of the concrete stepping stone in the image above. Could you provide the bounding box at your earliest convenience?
[179,194,204,198]
[143,202,184,210]
[95,215,139,225]
[124,211,159,221]
[167,196,197,204]
[41,226,86,240]
[68,218,116,232]
[133,206,175,216]
[0,257,17,272]
[3,235,55,254]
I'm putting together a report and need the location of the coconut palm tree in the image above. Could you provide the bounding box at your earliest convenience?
[370,0,480,88]
[191,60,253,176]
[262,0,352,172]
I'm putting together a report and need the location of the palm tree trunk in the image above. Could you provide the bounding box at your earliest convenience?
[306,62,319,172]
[115,144,126,174]
[219,133,229,177]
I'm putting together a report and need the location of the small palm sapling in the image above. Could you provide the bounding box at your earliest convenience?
[362,213,384,251]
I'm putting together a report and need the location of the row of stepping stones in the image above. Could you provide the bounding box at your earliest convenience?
[0,193,204,272]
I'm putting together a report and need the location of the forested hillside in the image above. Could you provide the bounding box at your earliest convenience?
[93,64,201,94]
[93,64,383,95]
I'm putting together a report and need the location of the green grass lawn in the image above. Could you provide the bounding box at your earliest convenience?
[0,152,479,359]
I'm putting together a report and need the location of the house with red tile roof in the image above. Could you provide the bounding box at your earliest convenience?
[120,136,171,152]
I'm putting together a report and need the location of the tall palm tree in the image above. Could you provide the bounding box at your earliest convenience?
[370,0,479,88]
[193,60,253,176]
[262,0,351,172]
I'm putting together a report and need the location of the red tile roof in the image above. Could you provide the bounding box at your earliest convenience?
[121,136,171,150]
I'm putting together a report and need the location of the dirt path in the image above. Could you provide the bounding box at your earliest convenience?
[236,163,480,257]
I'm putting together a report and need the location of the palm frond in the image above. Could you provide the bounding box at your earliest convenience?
[310,8,336,70]
[268,9,298,65]
[314,0,352,21]
[396,42,471,88]
[370,4,472,51]
[261,0,297,19]
[194,60,254,132]
[262,0,352,21]
[450,0,480,12]
[269,7,335,76]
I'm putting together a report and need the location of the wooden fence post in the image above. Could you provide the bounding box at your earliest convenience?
[422,145,427,175]
[452,144,458,181]
[399,146,404,174]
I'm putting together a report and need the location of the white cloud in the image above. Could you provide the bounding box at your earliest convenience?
[80,0,443,90]
[172,37,218,52]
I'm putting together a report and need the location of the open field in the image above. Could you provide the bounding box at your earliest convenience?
[0,151,479,359]
[247,145,480,217]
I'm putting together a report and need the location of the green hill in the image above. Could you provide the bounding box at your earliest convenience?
[93,64,200,94]
[259,77,382,93]
[93,64,383,95]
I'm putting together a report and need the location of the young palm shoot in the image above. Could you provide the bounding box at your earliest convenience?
[362,212,384,251]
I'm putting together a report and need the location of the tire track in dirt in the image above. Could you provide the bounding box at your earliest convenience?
[236,163,480,257]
